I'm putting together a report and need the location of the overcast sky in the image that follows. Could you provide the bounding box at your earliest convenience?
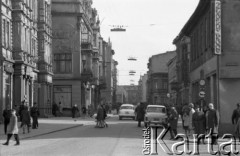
[92,0,199,85]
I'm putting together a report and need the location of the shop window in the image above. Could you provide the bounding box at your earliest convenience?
[53,86,72,108]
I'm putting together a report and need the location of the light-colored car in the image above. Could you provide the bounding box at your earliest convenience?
[144,105,167,127]
[119,104,135,120]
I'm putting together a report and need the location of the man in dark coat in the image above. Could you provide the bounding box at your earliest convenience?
[135,102,145,127]
[3,105,12,135]
[232,103,240,140]
[72,104,79,119]
[232,103,240,125]
[21,106,31,134]
[192,105,206,144]
[31,102,40,129]
[206,103,219,145]
[52,102,58,117]
[169,107,179,140]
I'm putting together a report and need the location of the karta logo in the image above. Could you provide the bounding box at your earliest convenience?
[142,126,239,155]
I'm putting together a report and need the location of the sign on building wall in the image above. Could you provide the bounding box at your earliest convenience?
[214,0,221,55]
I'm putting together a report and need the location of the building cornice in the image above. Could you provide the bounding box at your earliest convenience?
[173,0,211,44]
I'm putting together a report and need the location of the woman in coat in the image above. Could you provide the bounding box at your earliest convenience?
[2,109,20,146]
[95,105,104,128]
[21,106,31,134]
[205,103,219,145]
[192,105,206,144]
[169,107,179,140]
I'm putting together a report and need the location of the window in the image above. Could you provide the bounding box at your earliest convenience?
[53,53,72,73]
[6,21,9,48]
[163,81,168,89]
[2,19,6,47]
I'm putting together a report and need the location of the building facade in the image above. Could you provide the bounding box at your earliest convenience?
[100,39,115,105]
[167,56,178,106]
[0,0,14,122]
[52,0,84,111]
[173,36,191,106]
[38,0,53,117]
[138,74,148,103]
[12,0,39,108]
[173,0,240,134]
[147,51,176,106]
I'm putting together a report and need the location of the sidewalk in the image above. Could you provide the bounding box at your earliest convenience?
[0,116,94,141]
[170,119,237,156]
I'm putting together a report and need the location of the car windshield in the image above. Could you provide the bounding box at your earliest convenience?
[121,106,133,109]
[147,107,165,113]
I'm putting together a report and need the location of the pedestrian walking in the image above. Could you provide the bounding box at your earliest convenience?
[95,105,104,128]
[192,105,206,144]
[102,104,108,128]
[30,102,40,129]
[3,105,12,135]
[182,110,190,136]
[232,103,240,140]
[82,106,86,118]
[105,104,109,114]
[188,103,195,136]
[59,102,63,116]
[205,103,219,145]
[169,107,179,140]
[72,104,79,119]
[20,106,31,134]
[2,109,20,146]
[135,102,145,127]
[52,102,59,117]
[18,101,25,122]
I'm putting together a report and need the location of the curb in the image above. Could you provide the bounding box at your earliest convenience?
[22,124,84,140]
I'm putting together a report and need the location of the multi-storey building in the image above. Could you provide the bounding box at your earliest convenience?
[112,60,118,108]
[0,0,14,122]
[147,51,176,106]
[52,0,106,114]
[37,0,53,116]
[52,0,84,112]
[173,0,240,134]
[167,56,178,105]
[173,36,191,106]
[12,0,39,107]
[100,39,115,105]
[138,74,148,103]
[121,85,138,105]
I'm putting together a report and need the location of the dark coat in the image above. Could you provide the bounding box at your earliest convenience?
[21,109,31,126]
[192,111,206,134]
[206,109,219,134]
[232,109,240,125]
[169,109,179,129]
[135,105,145,121]
[7,114,18,134]
[72,106,79,114]
[3,109,11,122]
[96,106,104,121]
[31,107,40,117]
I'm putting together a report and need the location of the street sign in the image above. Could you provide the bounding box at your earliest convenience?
[199,91,205,98]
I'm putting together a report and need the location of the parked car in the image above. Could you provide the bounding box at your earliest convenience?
[119,104,135,120]
[144,105,168,127]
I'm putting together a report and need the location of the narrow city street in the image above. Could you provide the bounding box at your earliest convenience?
[0,116,169,156]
